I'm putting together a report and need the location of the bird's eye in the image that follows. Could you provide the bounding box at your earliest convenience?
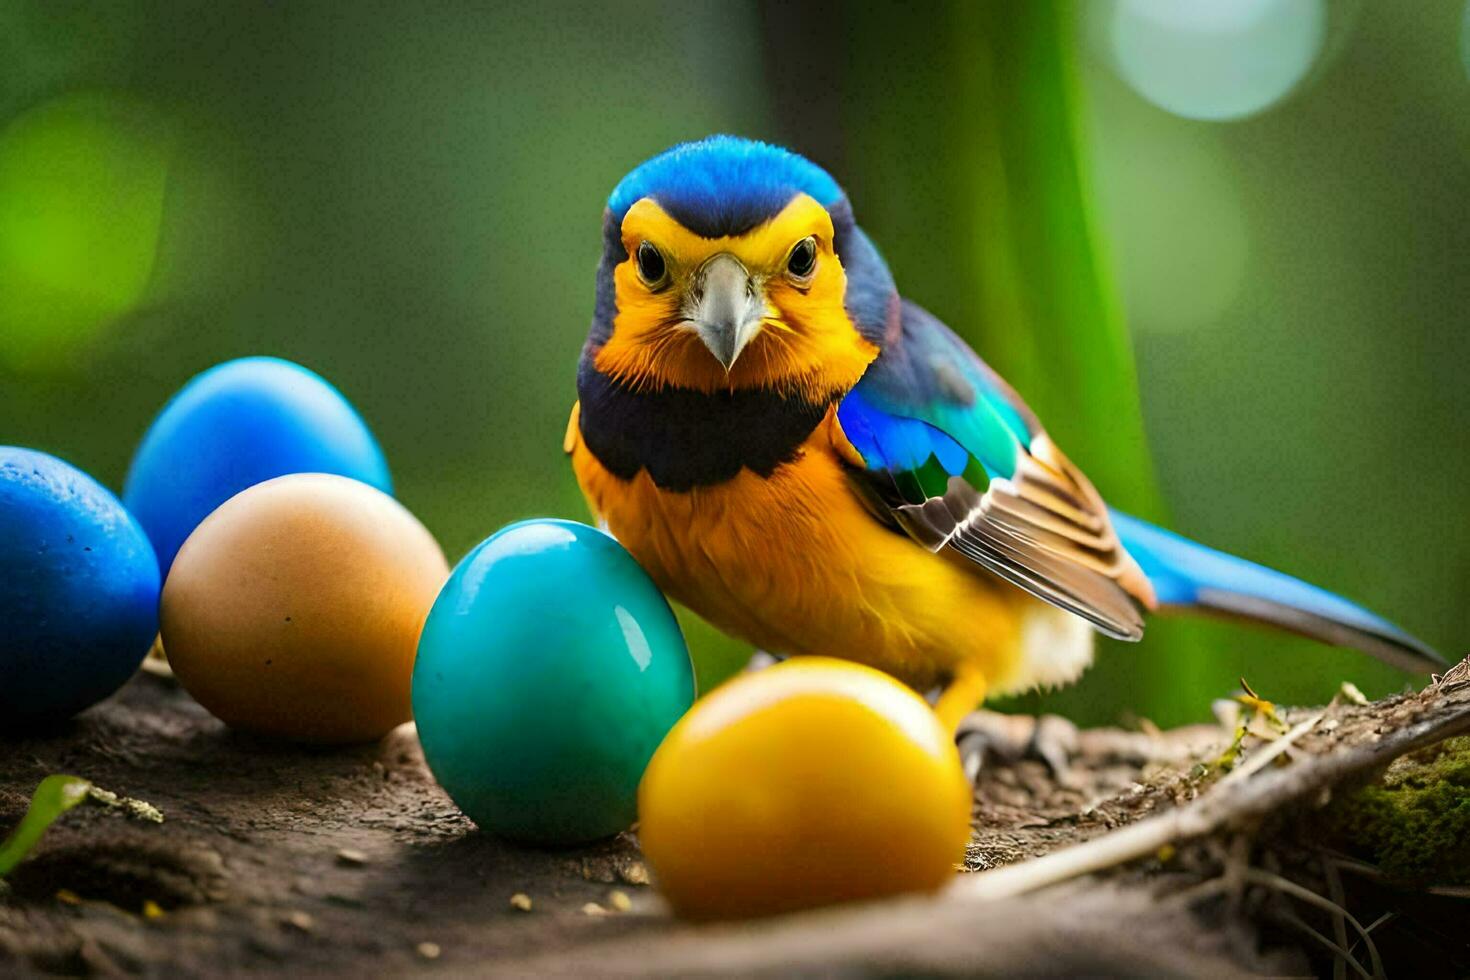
[636,241,667,287]
[787,237,817,280]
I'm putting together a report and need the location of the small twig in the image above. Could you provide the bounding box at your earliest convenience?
[1237,677,1289,734]
[1274,907,1372,980]
[1361,911,1396,937]
[1324,854,1351,980]
[1326,854,1470,899]
[1217,710,1326,788]
[1322,854,1386,881]
[1165,861,1374,979]
[954,690,1470,903]
[1222,834,1251,914]
[1433,656,1470,692]
[1242,869,1383,979]
[1161,875,1230,909]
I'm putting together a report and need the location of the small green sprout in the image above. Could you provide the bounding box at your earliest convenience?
[0,775,164,878]
[0,775,93,877]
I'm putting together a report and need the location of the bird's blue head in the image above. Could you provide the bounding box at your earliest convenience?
[606,135,845,240]
[588,136,893,398]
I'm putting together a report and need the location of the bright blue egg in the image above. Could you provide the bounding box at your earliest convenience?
[123,356,391,575]
[1,448,160,725]
[413,519,695,844]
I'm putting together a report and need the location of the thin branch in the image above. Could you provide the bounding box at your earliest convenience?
[1275,908,1372,980]
[1361,911,1396,937]
[952,689,1470,903]
[1324,856,1350,980]
[1242,870,1383,979]
[1218,709,1325,787]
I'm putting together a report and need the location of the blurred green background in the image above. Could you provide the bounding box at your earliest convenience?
[2,1,1466,727]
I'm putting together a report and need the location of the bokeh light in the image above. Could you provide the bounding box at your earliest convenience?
[1094,126,1248,335]
[0,91,171,372]
[1108,0,1326,121]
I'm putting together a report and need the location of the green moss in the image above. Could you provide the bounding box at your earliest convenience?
[1324,737,1470,885]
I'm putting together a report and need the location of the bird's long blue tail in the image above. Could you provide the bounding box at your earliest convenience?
[1110,512,1445,674]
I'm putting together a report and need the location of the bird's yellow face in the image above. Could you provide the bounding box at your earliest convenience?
[594,194,878,398]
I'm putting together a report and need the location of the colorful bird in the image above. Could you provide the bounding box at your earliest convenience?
[566,135,1443,731]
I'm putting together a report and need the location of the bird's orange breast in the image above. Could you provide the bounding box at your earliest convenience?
[567,402,1063,693]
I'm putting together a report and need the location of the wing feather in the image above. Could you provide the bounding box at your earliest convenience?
[838,299,1154,639]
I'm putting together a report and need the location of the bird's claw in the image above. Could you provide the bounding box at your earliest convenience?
[955,711,1080,787]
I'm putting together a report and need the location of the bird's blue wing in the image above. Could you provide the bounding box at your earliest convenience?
[836,300,1152,640]
[833,301,1443,672]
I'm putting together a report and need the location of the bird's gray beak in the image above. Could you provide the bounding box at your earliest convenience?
[686,253,764,371]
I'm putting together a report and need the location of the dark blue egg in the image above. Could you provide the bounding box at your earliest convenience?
[1,447,160,726]
[123,357,391,574]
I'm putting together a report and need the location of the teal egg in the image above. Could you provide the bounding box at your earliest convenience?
[412,519,695,845]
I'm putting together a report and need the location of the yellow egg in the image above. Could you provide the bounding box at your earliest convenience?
[637,657,972,920]
[160,473,448,743]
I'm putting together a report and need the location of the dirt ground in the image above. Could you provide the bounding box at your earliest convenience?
[2,665,1465,977]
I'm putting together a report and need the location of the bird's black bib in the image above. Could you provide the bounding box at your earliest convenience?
[577,364,834,492]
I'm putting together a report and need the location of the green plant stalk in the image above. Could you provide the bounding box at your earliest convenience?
[830,0,1209,723]
[828,0,1161,510]
[945,1,1160,513]
[0,774,92,876]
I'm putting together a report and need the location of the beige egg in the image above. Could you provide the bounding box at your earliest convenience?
[161,473,448,743]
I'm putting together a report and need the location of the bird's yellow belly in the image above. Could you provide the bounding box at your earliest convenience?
[571,417,1082,694]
